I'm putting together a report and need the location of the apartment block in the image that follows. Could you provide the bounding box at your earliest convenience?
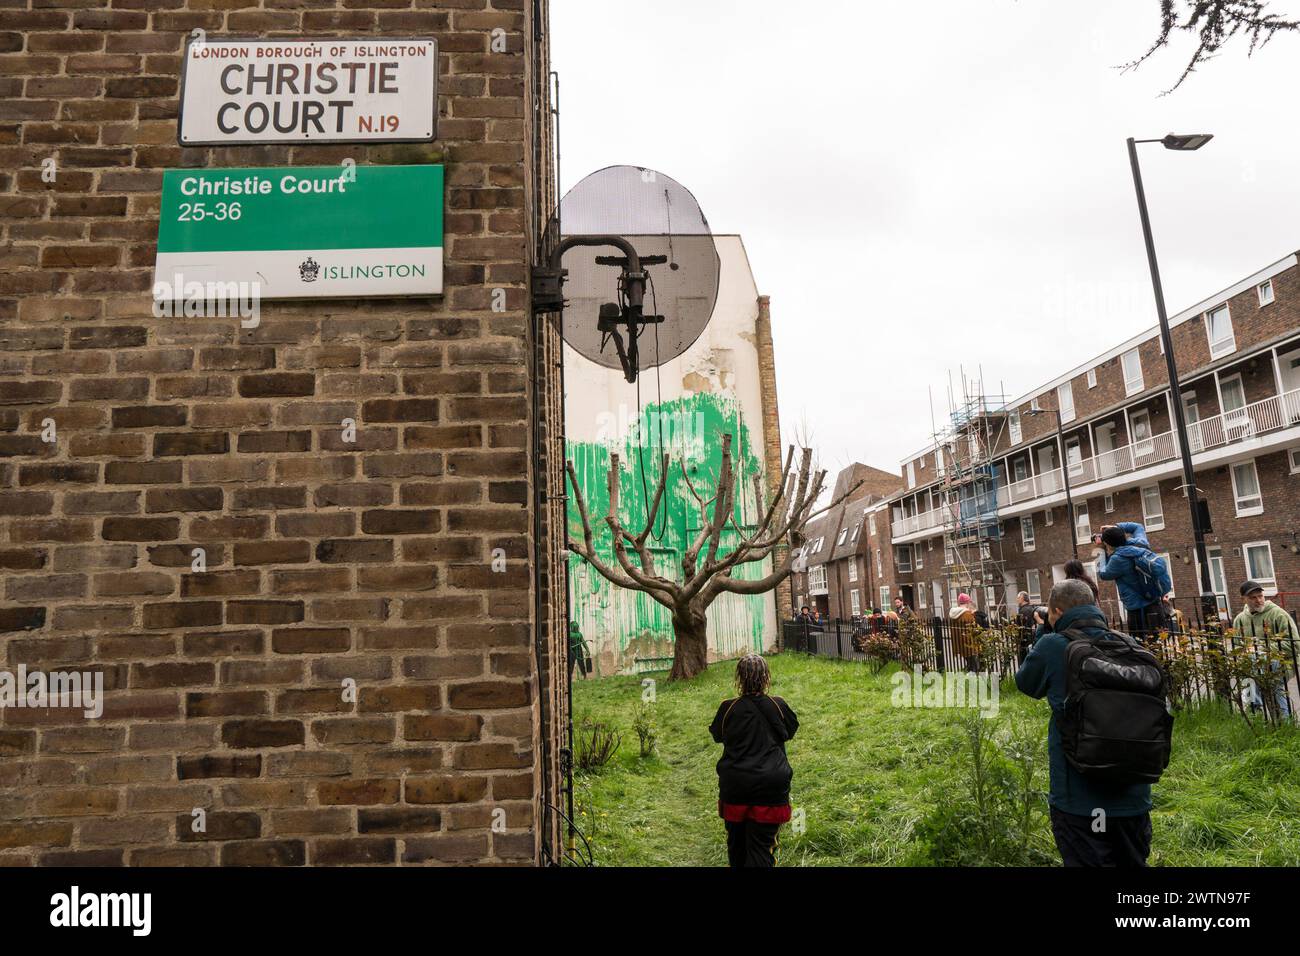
[789,464,901,619]
[885,252,1300,622]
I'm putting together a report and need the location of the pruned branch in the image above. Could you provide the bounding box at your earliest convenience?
[1122,0,1300,93]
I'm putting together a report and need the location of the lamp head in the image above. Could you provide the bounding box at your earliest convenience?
[1161,132,1213,151]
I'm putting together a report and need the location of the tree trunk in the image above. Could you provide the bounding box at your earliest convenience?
[668,604,710,681]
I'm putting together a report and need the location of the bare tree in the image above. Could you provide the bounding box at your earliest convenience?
[1126,0,1300,93]
[565,434,860,681]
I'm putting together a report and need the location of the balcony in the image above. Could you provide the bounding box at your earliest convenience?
[1188,387,1300,451]
[891,387,1300,538]
[891,506,946,538]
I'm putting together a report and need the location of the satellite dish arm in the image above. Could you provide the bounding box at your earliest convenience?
[549,236,648,383]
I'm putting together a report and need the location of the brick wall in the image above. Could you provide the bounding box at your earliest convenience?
[754,294,790,624]
[0,0,563,866]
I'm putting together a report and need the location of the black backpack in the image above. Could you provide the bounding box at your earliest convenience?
[1057,620,1173,785]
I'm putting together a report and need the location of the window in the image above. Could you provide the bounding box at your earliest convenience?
[1074,503,1090,545]
[1104,493,1114,513]
[1206,304,1235,358]
[919,588,927,609]
[915,544,923,570]
[1087,368,1097,389]
[1157,553,1174,598]
[880,586,891,609]
[1058,381,1075,423]
[809,565,827,592]
[868,514,876,536]
[848,561,858,583]
[1230,459,1263,516]
[1122,348,1144,396]
[1290,447,1300,474]
[1258,279,1274,306]
[1008,410,1022,444]
[944,547,955,567]
[1044,508,1054,526]
[1021,515,1035,551]
[1141,484,1164,530]
[876,549,882,576]
[1026,568,1042,602]
[836,529,848,546]
[936,447,945,478]
[927,538,934,551]
[1012,456,1029,482]
[896,547,912,572]
[1243,541,1276,593]
[850,589,861,616]
[1031,396,1041,411]
[906,461,916,489]
[851,527,860,542]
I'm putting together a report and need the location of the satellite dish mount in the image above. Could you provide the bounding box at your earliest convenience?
[534,236,665,384]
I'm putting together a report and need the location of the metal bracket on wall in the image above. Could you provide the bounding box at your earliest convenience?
[531,264,567,314]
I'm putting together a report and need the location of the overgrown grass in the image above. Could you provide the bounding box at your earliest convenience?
[570,652,1300,866]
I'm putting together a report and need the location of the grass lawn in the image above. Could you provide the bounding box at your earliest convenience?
[570,651,1300,866]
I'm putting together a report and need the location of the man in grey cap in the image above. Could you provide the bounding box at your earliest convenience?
[1232,580,1297,719]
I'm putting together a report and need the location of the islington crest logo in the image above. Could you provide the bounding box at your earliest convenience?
[299,257,320,282]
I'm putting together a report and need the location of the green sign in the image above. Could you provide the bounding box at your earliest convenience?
[154,164,443,298]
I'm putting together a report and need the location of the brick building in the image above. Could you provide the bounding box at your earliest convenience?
[884,252,1300,622]
[789,462,901,619]
[0,1,572,865]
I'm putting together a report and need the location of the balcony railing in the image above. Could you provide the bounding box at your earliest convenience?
[890,388,1300,536]
[891,506,946,538]
[1187,387,1300,452]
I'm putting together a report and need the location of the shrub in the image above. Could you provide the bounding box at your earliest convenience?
[576,716,621,771]
[908,713,1054,866]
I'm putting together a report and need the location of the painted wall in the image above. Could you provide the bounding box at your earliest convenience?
[563,236,778,674]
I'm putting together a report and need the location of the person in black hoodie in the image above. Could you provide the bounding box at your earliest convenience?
[709,654,799,867]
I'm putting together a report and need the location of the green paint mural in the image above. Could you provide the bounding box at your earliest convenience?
[566,393,774,675]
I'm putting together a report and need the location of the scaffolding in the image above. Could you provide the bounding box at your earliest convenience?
[932,368,1011,616]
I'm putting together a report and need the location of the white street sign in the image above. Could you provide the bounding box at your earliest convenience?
[178,37,437,145]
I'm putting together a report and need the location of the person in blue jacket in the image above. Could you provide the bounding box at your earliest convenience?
[1015,578,1154,867]
[1095,521,1171,637]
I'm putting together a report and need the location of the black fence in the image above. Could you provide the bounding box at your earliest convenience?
[781,615,1300,725]
[782,617,1029,676]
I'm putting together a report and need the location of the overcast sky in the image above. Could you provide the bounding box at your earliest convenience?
[550,0,1300,476]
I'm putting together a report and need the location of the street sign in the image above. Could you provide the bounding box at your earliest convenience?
[154,164,444,300]
[178,37,437,145]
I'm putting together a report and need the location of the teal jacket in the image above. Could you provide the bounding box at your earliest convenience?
[1014,604,1154,817]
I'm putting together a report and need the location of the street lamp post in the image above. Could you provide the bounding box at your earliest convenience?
[1026,407,1078,559]
[1127,133,1218,625]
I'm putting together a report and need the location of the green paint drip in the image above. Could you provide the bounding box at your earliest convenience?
[566,393,772,674]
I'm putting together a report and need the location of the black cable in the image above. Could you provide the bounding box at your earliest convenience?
[647,269,667,541]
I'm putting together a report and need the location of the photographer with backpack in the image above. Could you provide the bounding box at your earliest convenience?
[1095,522,1172,637]
[1015,579,1173,867]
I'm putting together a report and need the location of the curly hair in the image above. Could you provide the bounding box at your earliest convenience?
[734,654,770,696]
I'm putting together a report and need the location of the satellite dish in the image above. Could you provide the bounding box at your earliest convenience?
[539,166,719,382]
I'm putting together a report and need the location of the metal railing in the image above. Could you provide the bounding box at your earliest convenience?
[1187,387,1300,452]
[780,614,1300,723]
